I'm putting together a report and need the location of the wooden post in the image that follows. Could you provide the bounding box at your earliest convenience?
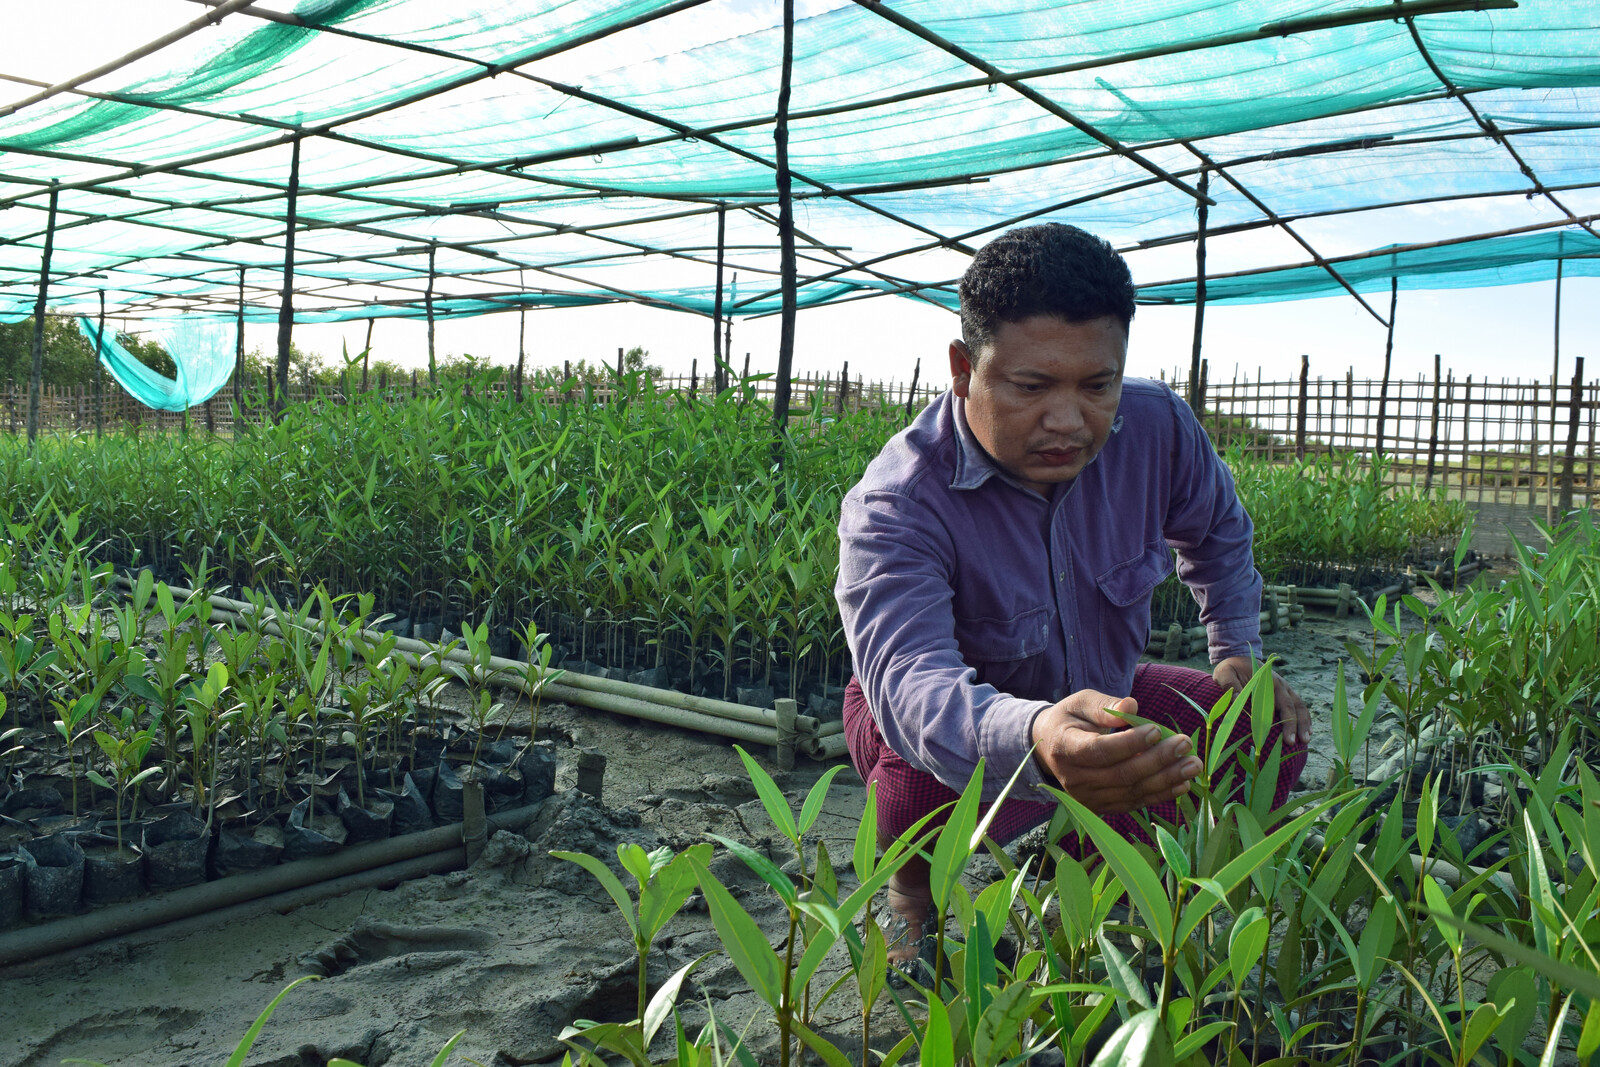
[1586,366,1597,505]
[1424,362,1443,492]
[411,368,418,399]
[274,135,301,421]
[1461,375,1473,502]
[1344,368,1354,454]
[515,270,526,403]
[771,0,797,435]
[905,357,920,422]
[1549,259,1563,525]
[426,242,437,387]
[1527,380,1539,509]
[234,266,245,433]
[690,357,698,396]
[774,697,798,770]
[361,317,373,394]
[713,203,726,394]
[95,289,107,439]
[1559,356,1584,514]
[1295,354,1310,460]
[836,360,849,416]
[1188,168,1208,413]
[26,180,58,446]
[1375,276,1397,460]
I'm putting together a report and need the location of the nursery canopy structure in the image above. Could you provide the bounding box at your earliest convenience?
[2,0,1599,333]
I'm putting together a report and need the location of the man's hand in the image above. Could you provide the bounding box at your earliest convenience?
[1213,657,1311,747]
[1031,690,1202,814]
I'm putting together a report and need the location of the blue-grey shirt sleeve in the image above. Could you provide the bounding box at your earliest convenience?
[1159,389,1264,663]
[836,488,1052,801]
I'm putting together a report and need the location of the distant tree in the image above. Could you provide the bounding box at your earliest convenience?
[0,315,172,390]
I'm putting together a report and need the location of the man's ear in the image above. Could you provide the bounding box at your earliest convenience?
[949,339,974,398]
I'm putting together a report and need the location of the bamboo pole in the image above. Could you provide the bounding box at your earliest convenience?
[361,318,373,394]
[1559,356,1584,513]
[1188,168,1208,413]
[515,270,527,403]
[273,136,301,420]
[1375,276,1397,461]
[1295,354,1310,460]
[1549,259,1562,524]
[772,0,797,436]
[233,266,245,429]
[25,180,58,446]
[426,242,437,387]
[94,289,106,440]
[713,203,726,394]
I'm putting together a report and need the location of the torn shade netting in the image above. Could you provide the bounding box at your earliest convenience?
[78,316,237,411]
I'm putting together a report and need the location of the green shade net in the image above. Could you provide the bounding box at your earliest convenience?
[1137,230,1600,305]
[1,0,1597,326]
[78,316,238,412]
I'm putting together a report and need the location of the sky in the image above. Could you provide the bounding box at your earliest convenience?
[10,0,1599,394]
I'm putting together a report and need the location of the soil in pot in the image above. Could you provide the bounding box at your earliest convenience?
[22,833,85,919]
[516,741,557,806]
[336,788,394,844]
[284,796,348,862]
[376,773,432,836]
[142,811,210,891]
[0,851,25,929]
[211,818,285,879]
[80,833,144,905]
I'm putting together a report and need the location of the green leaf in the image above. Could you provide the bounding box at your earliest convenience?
[793,1019,855,1067]
[920,990,955,1067]
[226,976,320,1067]
[1155,826,1189,883]
[617,842,653,887]
[1226,909,1268,989]
[1171,1021,1233,1061]
[1090,1008,1173,1067]
[797,764,845,835]
[1354,901,1398,992]
[733,744,797,843]
[1049,788,1173,949]
[1095,931,1152,1011]
[638,845,711,942]
[643,953,712,1046]
[426,1030,467,1067]
[1459,1001,1511,1067]
[929,760,985,913]
[707,833,797,908]
[857,912,889,1017]
[854,779,879,884]
[1421,875,1460,955]
[687,856,784,1009]
[551,850,639,940]
[971,983,1034,1067]
[1487,966,1538,1062]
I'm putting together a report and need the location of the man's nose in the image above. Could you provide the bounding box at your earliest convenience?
[1040,395,1085,435]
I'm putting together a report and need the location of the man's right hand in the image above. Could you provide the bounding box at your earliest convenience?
[1031,691,1203,813]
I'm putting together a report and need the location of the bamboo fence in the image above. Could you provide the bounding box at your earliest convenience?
[7,356,1595,514]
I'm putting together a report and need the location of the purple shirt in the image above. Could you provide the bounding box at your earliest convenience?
[836,379,1263,800]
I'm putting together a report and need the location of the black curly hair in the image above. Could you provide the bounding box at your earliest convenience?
[958,223,1135,357]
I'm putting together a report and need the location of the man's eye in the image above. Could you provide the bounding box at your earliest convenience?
[1015,382,1044,393]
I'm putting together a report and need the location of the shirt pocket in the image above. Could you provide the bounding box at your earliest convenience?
[1095,539,1174,607]
[1093,540,1174,683]
[952,605,1051,663]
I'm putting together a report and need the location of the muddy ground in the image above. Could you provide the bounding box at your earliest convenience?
[0,599,1432,1067]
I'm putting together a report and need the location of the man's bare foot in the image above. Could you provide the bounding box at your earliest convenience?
[884,874,935,964]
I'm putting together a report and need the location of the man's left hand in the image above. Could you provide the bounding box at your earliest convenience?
[1213,657,1310,748]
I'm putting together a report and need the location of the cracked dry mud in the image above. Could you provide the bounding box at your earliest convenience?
[0,607,1414,1066]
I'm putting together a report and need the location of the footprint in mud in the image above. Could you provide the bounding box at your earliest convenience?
[302,920,495,977]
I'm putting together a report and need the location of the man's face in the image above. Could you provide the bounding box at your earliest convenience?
[949,314,1126,494]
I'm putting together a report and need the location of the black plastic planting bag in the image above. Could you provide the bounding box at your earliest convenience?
[432,758,464,823]
[211,822,284,879]
[22,834,85,919]
[0,851,26,929]
[284,797,347,862]
[377,774,432,837]
[80,833,144,905]
[142,811,210,891]
[336,788,394,844]
[516,742,557,806]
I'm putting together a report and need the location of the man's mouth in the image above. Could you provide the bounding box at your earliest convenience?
[1032,446,1084,467]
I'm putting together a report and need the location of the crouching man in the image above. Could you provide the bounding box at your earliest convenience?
[835,223,1309,955]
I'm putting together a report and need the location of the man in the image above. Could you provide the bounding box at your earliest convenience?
[835,223,1309,955]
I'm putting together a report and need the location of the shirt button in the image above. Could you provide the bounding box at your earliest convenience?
[1058,571,1066,582]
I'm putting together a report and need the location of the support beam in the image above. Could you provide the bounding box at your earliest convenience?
[234,266,245,423]
[95,289,106,439]
[772,0,797,436]
[1549,258,1562,525]
[426,242,437,386]
[713,204,726,394]
[1188,168,1208,414]
[273,136,301,420]
[1375,277,1398,459]
[25,181,58,445]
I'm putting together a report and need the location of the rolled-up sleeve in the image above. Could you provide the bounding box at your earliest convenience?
[837,489,1051,800]
[1159,391,1264,664]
